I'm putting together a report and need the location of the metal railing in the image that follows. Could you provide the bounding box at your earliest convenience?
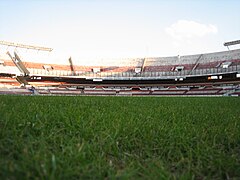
[28,64,240,78]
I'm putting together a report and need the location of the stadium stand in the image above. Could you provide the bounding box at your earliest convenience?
[0,48,240,96]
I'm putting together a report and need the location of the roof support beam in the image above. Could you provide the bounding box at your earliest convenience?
[141,58,147,72]
[68,57,76,76]
[7,51,30,76]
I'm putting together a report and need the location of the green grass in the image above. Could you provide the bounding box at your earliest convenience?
[0,95,240,179]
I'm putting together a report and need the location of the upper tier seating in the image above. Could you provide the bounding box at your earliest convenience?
[1,49,240,76]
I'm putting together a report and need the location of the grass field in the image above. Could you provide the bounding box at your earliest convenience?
[0,95,240,179]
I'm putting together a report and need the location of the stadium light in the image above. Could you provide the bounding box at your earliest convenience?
[0,40,53,52]
[224,40,240,50]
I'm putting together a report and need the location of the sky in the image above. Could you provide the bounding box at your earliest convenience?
[0,0,240,65]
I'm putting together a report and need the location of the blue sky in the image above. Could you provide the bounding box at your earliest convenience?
[0,0,240,64]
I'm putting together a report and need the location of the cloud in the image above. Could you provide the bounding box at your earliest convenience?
[165,20,218,40]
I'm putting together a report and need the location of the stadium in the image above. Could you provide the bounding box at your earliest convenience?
[1,40,240,179]
[1,0,240,179]
[1,40,240,96]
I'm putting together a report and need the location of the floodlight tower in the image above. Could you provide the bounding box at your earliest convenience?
[0,40,53,52]
[223,40,240,50]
